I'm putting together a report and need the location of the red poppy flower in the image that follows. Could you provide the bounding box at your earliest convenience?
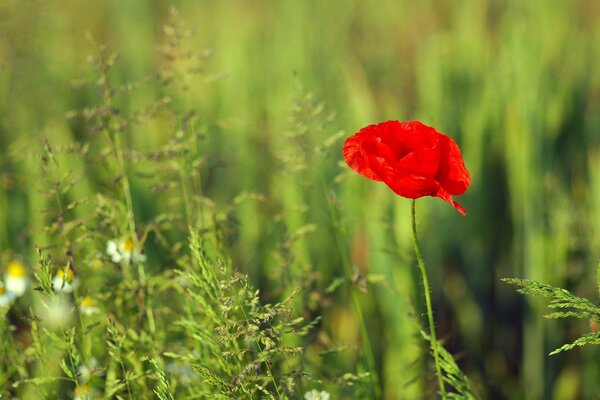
[343,120,471,215]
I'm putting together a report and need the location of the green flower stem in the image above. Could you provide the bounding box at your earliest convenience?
[411,200,447,399]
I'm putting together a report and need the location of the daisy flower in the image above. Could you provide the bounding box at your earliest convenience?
[106,237,146,265]
[5,260,28,297]
[77,357,99,383]
[304,389,330,400]
[79,296,100,316]
[0,283,16,308]
[52,266,79,293]
[74,383,93,400]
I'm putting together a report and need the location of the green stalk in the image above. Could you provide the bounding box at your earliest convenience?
[110,128,157,335]
[229,285,282,398]
[411,200,446,399]
[319,175,382,400]
[596,261,600,302]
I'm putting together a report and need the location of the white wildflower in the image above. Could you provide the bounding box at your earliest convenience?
[79,296,100,316]
[5,260,28,297]
[304,389,330,400]
[106,237,146,265]
[77,364,91,384]
[77,357,99,383]
[0,283,16,308]
[52,266,80,293]
[74,383,93,400]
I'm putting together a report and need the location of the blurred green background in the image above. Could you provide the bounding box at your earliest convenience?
[1,0,600,398]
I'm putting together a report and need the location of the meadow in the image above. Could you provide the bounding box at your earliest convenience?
[1,1,599,399]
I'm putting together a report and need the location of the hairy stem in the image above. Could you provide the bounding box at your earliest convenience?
[411,200,447,399]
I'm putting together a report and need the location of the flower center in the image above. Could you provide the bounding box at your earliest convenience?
[123,238,135,252]
[57,267,74,282]
[7,261,27,278]
[81,296,95,308]
[75,383,91,395]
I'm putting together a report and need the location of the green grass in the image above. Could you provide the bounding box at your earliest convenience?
[1,0,599,398]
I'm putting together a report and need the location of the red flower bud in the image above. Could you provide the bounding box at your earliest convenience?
[343,120,471,215]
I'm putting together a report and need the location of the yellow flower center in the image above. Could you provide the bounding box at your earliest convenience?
[0,286,5,295]
[7,261,27,278]
[75,383,91,394]
[123,238,135,252]
[56,267,74,282]
[81,296,96,308]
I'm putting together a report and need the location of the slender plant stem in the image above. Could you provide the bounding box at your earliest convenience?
[596,261,600,302]
[319,174,382,400]
[110,130,157,335]
[411,200,447,399]
[112,133,137,243]
[231,286,282,398]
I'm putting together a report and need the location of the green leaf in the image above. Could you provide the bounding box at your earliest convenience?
[549,333,600,355]
[421,331,478,400]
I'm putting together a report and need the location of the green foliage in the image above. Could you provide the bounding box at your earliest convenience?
[503,278,600,320]
[0,9,370,398]
[144,357,175,400]
[164,232,309,398]
[548,333,600,356]
[422,332,478,400]
[0,1,599,399]
[503,278,600,355]
[33,246,55,296]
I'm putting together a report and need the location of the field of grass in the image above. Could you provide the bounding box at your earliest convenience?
[1,0,599,398]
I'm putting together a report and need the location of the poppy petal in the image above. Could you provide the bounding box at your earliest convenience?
[344,123,402,182]
[343,120,471,215]
[435,186,467,216]
[438,136,471,195]
[343,133,383,181]
[385,144,441,198]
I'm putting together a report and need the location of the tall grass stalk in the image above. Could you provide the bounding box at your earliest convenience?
[320,173,382,400]
[94,40,158,336]
[411,200,446,399]
[597,262,600,301]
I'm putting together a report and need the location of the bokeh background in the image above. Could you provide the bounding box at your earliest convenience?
[1,0,600,398]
